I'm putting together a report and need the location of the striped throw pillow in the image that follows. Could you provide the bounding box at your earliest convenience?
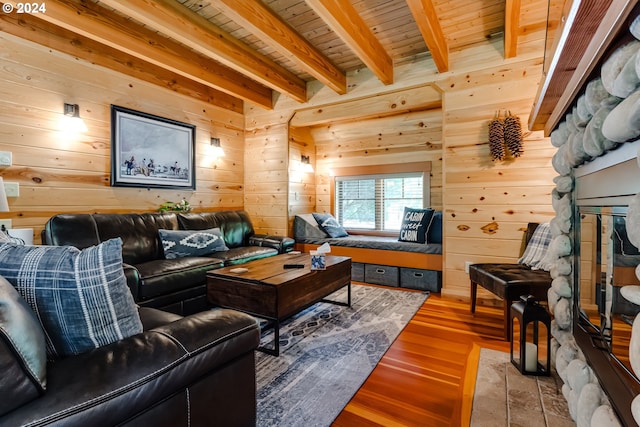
[0,238,142,358]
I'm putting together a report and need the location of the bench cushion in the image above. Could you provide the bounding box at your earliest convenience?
[469,263,551,300]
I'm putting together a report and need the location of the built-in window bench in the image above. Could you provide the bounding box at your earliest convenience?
[293,214,442,292]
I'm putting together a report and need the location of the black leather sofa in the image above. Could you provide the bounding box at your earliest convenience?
[0,296,261,426]
[43,210,294,315]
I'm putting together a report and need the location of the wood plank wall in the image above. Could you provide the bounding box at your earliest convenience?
[437,1,557,301]
[0,33,245,243]
[244,83,443,237]
[245,4,554,301]
[310,105,443,214]
[243,123,289,236]
[288,126,316,230]
[438,57,556,301]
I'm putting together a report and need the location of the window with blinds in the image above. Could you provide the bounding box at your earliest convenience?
[335,172,425,231]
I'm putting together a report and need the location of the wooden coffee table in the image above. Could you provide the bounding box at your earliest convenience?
[206,253,352,356]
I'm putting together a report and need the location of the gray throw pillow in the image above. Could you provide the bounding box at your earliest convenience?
[159,227,229,259]
[294,214,329,238]
[312,213,348,238]
[0,238,143,358]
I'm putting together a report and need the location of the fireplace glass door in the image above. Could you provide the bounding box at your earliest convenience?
[578,207,639,377]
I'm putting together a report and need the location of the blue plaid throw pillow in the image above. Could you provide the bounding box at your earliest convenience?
[518,223,552,271]
[0,238,142,358]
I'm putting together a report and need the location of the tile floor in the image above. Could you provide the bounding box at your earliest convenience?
[471,348,575,427]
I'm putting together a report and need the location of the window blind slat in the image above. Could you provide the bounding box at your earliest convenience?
[335,172,425,231]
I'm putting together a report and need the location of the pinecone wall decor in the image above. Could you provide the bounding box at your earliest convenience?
[488,113,505,161]
[504,112,523,157]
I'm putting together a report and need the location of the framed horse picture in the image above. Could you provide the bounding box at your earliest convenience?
[110,105,196,190]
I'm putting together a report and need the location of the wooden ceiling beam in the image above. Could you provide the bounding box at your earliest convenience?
[211,0,347,95]
[504,0,522,58]
[405,0,449,72]
[99,0,307,104]
[306,0,394,85]
[27,0,273,109]
[0,12,243,113]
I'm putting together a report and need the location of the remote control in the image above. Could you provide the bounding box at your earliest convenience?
[283,264,305,269]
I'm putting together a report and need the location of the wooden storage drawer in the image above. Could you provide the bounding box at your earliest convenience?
[351,262,365,282]
[364,264,399,287]
[400,268,441,292]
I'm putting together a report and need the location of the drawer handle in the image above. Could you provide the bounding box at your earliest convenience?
[376,268,385,274]
[413,272,423,278]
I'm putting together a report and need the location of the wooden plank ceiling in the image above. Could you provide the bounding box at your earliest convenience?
[0,0,528,110]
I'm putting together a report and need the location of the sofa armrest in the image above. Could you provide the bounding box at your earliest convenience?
[1,309,260,427]
[249,234,295,253]
[149,308,260,354]
[122,262,141,301]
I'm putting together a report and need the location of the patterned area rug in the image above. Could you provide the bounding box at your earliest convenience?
[255,284,428,427]
[470,348,575,427]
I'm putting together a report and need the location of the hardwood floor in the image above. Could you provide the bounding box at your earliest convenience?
[332,292,511,427]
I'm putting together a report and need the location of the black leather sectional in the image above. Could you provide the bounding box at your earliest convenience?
[43,210,295,315]
[0,304,261,426]
[0,210,294,426]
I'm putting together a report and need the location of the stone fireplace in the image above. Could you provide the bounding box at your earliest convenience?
[548,3,640,426]
[531,2,640,425]
[550,141,640,426]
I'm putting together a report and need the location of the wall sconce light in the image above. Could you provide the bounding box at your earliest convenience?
[210,137,225,157]
[62,103,88,133]
[301,155,314,173]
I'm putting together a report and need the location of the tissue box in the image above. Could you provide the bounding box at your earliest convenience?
[310,250,326,270]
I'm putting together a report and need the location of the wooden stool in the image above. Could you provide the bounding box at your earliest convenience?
[469,263,551,341]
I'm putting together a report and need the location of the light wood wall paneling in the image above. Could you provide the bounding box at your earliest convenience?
[0,14,243,113]
[444,185,554,207]
[444,206,554,223]
[0,33,244,130]
[0,34,244,239]
[244,123,289,236]
[289,126,316,233]
[290,85,442,127]
[440,48,553,301]
[310,109,442,144]
[310,105,443,212]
